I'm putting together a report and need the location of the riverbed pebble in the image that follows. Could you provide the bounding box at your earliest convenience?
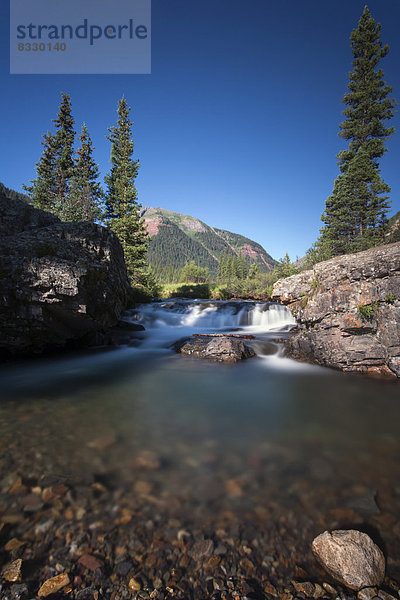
[1,559,22,583]
[38,573,70,597]
[1,391,400,599]
[357,587,379,600]
[312,530,385,590]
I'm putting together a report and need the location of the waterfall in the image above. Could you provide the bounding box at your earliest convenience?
[124,300,295,333]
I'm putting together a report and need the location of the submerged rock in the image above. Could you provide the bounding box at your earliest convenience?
[189,539,214,561]
[272,242,400,377]
[0,192,132,358]
[107,320,145,346]
[115,320,145,331]
[1,559,22,583]
[312,530,385,591]
[176,335,256,362]
[357,588,379,600]
[38,573,70,597]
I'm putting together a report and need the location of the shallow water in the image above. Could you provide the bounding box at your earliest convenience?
[1,300,400,593]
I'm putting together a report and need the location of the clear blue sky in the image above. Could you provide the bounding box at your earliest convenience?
[1,0,399,260]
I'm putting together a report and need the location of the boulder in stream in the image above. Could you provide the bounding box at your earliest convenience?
[176,335,256,362]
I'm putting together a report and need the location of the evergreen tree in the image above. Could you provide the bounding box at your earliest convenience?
[180,260,209,283]
[222,250,230,282]
[104,97,148,284]
[24,132,56,211]
[226,254,235,283]
[237,251,247,280]
[338,7,396,170]
[218,250,227,282]
[321,173,356,256]
[24,92,76,218]
[322,147,390,253]
[68,124,102,222]
[274,253,298,280]
[305,237,333,269]
[321,6,396,256]
[248,262,260,280]
[140,265,161,297]
[53,93,76,217]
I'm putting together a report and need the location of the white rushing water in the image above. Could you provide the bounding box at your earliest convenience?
[121,300,297,357]
[125,300,295,333]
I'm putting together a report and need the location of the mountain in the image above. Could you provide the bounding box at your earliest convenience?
[387,210,400,243]
[0,182,30,204]
[140,207,277,280]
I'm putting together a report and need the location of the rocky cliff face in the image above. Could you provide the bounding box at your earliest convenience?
[0,193,132,358]
[272,242,400,377]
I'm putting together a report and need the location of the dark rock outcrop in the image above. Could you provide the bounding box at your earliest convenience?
[0,192,59,237]
[0,193,132,358]
[272,242,400,377]
[176,335,256,362]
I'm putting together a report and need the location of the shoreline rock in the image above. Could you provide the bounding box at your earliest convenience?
[272,242,400,377]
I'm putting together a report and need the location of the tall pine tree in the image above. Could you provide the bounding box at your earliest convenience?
[237,252,248,280]
[248,263,260,280]
[104,97,148,285]
[68,124,102,222]
[323,147,391,254]
[218,250,228,282]
[53,93,76,218]
[25,93,76,219]
[320,6,396,256]
[338,6,396,170]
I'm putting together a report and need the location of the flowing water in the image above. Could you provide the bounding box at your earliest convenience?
[1,300,400,592]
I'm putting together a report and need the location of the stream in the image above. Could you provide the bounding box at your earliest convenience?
[0,299,400,596]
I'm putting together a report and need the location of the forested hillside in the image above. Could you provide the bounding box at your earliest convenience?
[387,210,400,242]
[0,182,30,204]
[141,207,277,281]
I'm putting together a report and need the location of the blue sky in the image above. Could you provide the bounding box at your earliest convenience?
[1,0,400,260]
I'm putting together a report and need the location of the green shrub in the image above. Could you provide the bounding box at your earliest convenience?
[310,276,321,291]
[160,283,211,299]
[171,283,210,299]
[210,286,230,300]
[358,301,379,321]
